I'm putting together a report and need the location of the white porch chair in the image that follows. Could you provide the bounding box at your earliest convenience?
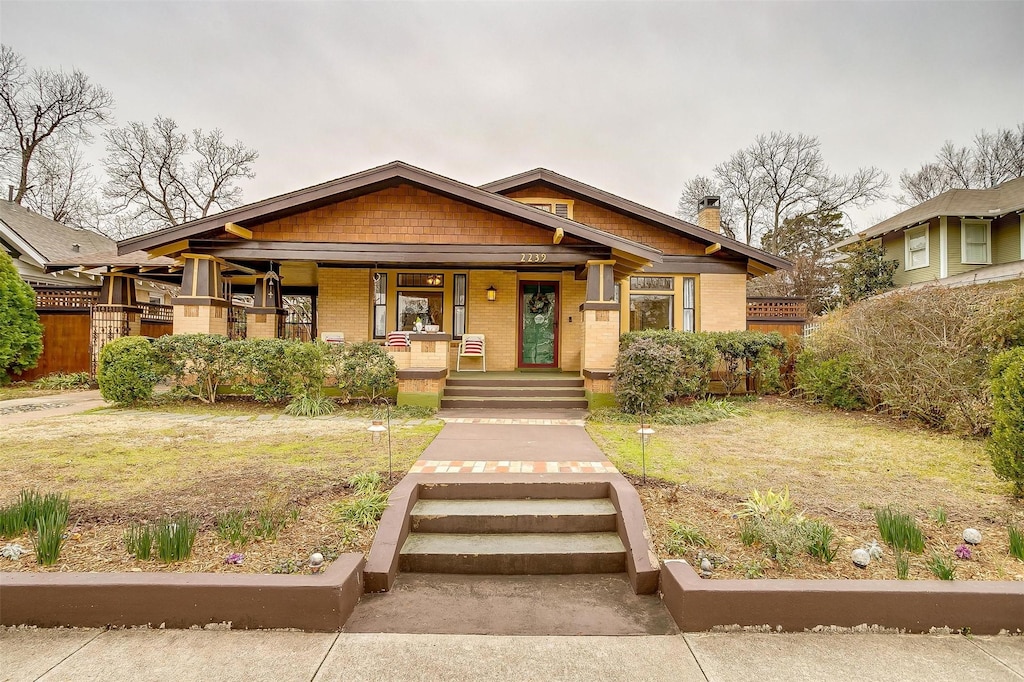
[457,334,486,372]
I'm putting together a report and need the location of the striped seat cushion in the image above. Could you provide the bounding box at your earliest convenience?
[461,340,484,355]
[386,332,409,347]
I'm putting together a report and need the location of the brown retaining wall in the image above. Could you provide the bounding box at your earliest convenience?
[0,554,364,632]
[662,560,1024,635]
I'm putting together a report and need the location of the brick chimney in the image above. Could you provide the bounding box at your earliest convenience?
[697,196,721,233]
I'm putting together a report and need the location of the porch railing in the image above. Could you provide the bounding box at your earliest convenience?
[34,288,100,310]
[140,303,173,323]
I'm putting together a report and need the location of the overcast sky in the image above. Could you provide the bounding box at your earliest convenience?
[3,1,1022,231]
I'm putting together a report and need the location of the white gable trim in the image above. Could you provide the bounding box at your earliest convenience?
[0,219,48,268]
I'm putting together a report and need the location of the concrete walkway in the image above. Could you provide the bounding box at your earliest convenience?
[0,389,106,427]
[2,629,1021,681]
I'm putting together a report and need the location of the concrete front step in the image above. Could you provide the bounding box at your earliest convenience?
[440,396,589,409]
[410,498,618,534]
[443,386,586,398]
[399,532,626,575]
[445,377,585,388]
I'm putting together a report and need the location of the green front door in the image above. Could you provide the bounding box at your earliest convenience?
[519,281,559,368]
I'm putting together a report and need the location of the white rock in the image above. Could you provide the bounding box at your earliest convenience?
[851,548,871,568]
[700,557,713,573]
[309,552,325,566]
[963,528,982,545]
[867,540,883,560]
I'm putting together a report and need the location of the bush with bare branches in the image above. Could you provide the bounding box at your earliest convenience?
[799,283,1024,434]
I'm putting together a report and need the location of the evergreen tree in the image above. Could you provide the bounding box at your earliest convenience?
[838,240,897,304]
[0,251,43,379]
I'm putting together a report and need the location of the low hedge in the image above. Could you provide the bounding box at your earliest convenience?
[98,335,398,409]
[616,329,787,413]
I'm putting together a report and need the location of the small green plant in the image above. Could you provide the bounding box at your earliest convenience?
[335,492,389,527]
[795,351,864,410]
[285,394,336,418]
[349,472,385,495]
[803,519,838,563]
[665,522,712,554]
[0,502,26,537]
[930,507,948,526]
[33,372,92,390]
[1,490,71,538]
[739,519,760,546]
[875,506,925,553]
[739,559,765,578]
[271,558,299,574]
[123,522,153,560]
[154,515,197,562]
[737,488,796,523]
[215,510,250,547]
[98,336,163,405]
[895,548,910,579]
[1008,525,1024,561]
[32,513,65,565]
[926,551,956,580]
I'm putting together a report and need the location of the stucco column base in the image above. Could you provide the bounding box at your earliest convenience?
[172,298,229,336]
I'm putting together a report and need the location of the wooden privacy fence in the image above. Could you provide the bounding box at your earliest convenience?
[746,297,808,339]
[15,288,173,381]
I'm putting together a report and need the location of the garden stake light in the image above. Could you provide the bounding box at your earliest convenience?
[636,402,654,485]
[367,398,393,483]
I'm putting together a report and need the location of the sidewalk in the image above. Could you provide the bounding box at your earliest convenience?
[2,629,1021,682]
[0,390,106,427]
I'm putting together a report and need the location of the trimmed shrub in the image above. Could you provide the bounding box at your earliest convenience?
[0,251,43,378]
[284,340,335,417]
[153,333,232,404]
[97,337,162,405]
[614,336,681,414]
[988,347,1024,495]
[620,330,717,398]
[229,337,295,403]
[795,351,864,410]
[331,342,398,402]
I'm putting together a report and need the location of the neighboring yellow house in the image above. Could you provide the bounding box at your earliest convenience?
[834,177,1024,290]
[99,161,788,407]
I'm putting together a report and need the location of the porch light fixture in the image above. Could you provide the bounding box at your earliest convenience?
[637,402,654,485]
[367,399,394,482]
[426,274,442,286]
[486,285,497,302]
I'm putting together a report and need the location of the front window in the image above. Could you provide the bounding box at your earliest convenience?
[398,291,443,331]
[905,225,929,270]
[961,220,991,265]
[630,294,673,330]
[682,277,696,332]
[373,273,387,339]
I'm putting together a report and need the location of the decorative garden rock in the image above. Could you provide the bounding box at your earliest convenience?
[963,528,982,545]
[851,548,871,568]
[866,540,883,560]
[309,552,325,574]
[700,556,713,575]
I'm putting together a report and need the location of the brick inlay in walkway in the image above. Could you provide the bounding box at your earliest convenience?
[409,459,617,474]
[440,417,586,426]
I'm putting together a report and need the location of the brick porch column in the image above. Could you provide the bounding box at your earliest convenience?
[580,259,619,409]
[171,254,229,336]
[247,270,285,339]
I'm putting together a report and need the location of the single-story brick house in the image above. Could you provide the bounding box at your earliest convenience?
[98,161,788,406]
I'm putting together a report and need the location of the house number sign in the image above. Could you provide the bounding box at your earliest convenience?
[520,253,548,263]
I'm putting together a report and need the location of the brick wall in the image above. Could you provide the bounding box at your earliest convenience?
[504,185,705,255]
[318,268,371,342]
[172,304,228,335]
[247,314,282,339]
[560,272,586,371]
[253,184,556,245]
[465,270,518,371]
[582,308,620,369]
[698,273,747,331]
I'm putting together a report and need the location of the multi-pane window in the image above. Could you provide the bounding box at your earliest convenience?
[905,225,929,270]
[629,276,673,331]
[453,274,467,339]
[373,273,387,338]
[961,220,991,264]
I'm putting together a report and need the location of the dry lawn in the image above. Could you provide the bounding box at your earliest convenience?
[0,409,441,574]
[588,398,1024,581]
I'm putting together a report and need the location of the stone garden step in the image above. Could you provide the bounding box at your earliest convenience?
[410,498,618,533]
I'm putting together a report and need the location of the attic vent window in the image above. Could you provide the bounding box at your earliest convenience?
[515,197,574,220]
[72,243,80,252]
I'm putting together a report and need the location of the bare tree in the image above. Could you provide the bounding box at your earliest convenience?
[678,131,887,252]
[0,45,114,205]
[21,139,100,226]
[897,123,1024,204]
[675,174,739,240]
[102,116,258,234]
